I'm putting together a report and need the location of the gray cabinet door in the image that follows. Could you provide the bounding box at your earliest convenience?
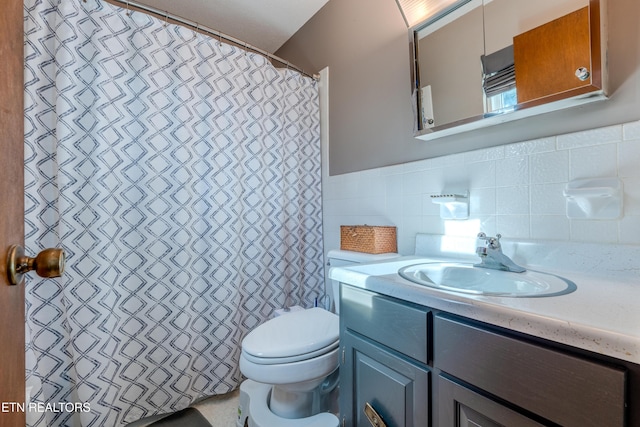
[438,375,546,427]
[340,331,430,427]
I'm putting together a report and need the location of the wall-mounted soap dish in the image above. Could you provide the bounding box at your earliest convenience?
[562,178,622,219]
[431,192,469,220]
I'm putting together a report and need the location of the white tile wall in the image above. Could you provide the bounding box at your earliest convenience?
[322,120,640,255]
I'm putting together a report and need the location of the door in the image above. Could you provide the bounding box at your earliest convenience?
[340,331,430,427]
[514,6,597,104]
[0,0,26,425]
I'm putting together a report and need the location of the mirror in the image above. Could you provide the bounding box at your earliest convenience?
[412,0,607,140]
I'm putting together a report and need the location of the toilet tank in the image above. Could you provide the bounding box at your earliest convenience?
[326,250,399,314]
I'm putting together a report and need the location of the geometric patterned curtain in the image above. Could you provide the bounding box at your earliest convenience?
[23,0,323,425]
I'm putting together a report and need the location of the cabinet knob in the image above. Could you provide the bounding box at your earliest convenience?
[364,402,387,427]
[575,67,590,81]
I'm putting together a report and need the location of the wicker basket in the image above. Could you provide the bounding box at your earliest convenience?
[340,225,397,254]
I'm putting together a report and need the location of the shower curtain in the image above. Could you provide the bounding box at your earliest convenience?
[23,0,323,425]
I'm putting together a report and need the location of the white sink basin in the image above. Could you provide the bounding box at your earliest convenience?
[398,262,576,297]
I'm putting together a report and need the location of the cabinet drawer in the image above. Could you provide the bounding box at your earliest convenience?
[341,285,430,364]
[434,314,626,427]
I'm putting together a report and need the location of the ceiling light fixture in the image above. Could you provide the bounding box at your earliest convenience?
[394,0,466,27]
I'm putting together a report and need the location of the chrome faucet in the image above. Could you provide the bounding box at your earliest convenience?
[474,233,526,273]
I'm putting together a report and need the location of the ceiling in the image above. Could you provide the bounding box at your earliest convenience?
[134,0,331,53]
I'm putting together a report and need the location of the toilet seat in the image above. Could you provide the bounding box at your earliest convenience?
[242,339,339,364]
[242,308,339,360]
[240,346,339,386]
[238,379,339,427]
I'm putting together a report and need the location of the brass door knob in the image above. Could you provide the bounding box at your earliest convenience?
[6,245,65,286]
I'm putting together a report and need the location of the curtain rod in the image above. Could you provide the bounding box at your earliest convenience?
[104,0,319,81]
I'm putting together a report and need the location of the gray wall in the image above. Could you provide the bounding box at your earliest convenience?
[276,0,640,175]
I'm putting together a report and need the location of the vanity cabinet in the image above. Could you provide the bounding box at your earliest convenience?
[339,285,431,427]
[339,284,636,427]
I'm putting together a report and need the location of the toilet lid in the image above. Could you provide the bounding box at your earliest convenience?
[242,308,339,359]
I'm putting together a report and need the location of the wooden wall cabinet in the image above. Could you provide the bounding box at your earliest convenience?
[413,0,610,142]
[514,4,603,105]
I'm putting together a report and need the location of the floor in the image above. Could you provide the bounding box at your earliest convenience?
[128,389,240,427]
[195,390,240,427]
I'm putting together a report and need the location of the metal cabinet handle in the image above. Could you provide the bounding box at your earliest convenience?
[364,402,387,427]
[575,67,590,81]
[6,244,65,286]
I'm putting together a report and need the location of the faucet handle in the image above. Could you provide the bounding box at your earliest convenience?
[489,234,502,249]
[477,232,502,249]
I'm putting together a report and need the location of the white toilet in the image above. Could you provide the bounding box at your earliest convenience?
[236,250,400,427]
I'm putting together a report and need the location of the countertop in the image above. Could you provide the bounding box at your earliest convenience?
[329,254,640,364]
